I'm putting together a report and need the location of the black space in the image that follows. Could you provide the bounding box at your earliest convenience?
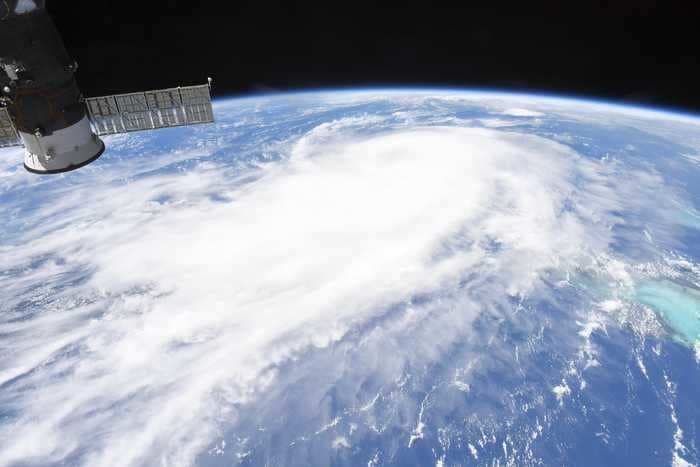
[48,1,700,114]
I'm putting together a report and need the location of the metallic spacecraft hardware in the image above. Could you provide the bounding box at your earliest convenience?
[0,0,215,174]
[85,84,215,136]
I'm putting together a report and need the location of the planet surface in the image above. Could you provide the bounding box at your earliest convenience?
[1,90,699,467]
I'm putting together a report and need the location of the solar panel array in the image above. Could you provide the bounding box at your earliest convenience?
[0,107,21,148]
[85,84,214,136]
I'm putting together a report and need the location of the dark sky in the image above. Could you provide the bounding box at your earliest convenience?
[48,1,700,114]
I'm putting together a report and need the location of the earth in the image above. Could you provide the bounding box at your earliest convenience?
[0,89,699,467]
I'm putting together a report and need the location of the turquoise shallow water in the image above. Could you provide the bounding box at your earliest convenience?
[635,280,700,345]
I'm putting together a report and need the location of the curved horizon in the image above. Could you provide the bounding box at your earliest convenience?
[213,86,700,124]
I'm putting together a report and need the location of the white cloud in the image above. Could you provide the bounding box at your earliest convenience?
[477,118,523,128]
[0,125,668,466]
[501,108,545,117]
[552,379,572,405]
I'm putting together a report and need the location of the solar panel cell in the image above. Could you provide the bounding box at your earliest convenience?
[85,83,214,136]
[0,107,21,148]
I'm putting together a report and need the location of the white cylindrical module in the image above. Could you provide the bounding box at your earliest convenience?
[20,115,105,173]
[2,6,106,174]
